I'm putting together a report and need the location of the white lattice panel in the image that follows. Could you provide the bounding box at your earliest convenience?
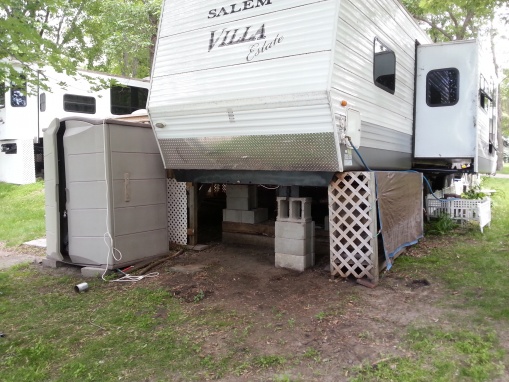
[328,172,378,280]
[167,178,187,245]
[21,140,36,184]
[426,196,491,232]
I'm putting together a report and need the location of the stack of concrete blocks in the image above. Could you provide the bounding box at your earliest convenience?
[223,185,268,224]
[275,197,315,271]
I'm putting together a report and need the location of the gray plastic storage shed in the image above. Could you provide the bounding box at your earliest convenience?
[44,117,168,268]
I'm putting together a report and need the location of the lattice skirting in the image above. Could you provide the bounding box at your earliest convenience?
[328,172,378,281]
[167,178,187,245]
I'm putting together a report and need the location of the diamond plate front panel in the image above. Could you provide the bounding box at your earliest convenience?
[159,133,340,172]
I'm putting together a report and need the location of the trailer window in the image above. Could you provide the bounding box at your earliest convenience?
[110,85,148,115]
[0,83,5,108]
[373,38,396,94]
[426,68,459,107]
[63,94,96,114]
[11,82,27,107]
[40,93,46,112]
[479,74,493,112]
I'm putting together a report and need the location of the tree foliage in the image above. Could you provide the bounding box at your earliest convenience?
[402,0,508,41]
[0,0,102,90]
[0,0,160,89]
[501,69,509,135]
[85,0,161,79]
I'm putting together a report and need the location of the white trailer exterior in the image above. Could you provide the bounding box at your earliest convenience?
[414,40,498,174]
[0,65,150,184]
[149,0,432,185]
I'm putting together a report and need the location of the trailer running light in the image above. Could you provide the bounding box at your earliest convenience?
[341,100,348,107]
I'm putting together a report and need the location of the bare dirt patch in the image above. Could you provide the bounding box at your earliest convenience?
[138,242,451,381]
[9,237,504,381]
[0,242,45,270]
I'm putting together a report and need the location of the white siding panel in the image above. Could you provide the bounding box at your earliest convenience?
[335,1,416,90]
[153,7,334,77]
[154,104,334,139]
[330,0,426,138]
[150,54,331,111]
[159,0,332,37]
[150,0,336,116]
[331,88,412,137]
[331,64,413,123]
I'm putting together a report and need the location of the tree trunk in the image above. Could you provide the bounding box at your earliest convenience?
[489,18,503,170]
[148,11,159,75]
[498,87,504,170]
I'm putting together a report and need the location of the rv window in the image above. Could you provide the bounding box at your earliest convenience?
[426,68,459,107]
[373,38,396,94]
[0,83,5,108]
[40,93,46,112]
[479,74,493,112]
[63,94,96,114]
[110,85,148,115]
[11,82,27,107]
[480,92,489,111]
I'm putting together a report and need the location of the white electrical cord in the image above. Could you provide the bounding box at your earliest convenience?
[99,121,158,283]
[259,184,280,190]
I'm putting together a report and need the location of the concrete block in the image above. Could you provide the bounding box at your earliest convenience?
[81,266,107,278]
[223,209,243,223]
[275,237,309,256]
[277,197,312,222]
[276,197,289,221]
[24,238,47,248]
[275,252,315,272]
[241,208,268,224]
[226,184,254,198]
[227,197,254,211]
[289,197,312,221]
[275,220,314,240]
[226,185,257,208]
[42,258,63,269]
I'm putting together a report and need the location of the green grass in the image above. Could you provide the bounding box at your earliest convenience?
[352,327,504,381]
[0,181,45,246]
[2,177,509,381]
[351,177,509,381]
[498,163,509,175]
[0,265,253,381]
[399,177,509,321]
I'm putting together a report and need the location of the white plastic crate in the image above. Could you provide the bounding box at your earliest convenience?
[426,196,491,232]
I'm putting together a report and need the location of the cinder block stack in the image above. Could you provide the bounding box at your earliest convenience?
[222,185,268,224]
[275,197,315,271]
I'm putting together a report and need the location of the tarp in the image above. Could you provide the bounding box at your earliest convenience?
[376,172,423,269]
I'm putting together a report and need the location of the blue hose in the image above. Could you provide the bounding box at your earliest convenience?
[346,137,459,202]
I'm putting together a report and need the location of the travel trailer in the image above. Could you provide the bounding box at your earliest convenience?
[148,0,498,185]
[42,0,499,280]
[0,65,150,184]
